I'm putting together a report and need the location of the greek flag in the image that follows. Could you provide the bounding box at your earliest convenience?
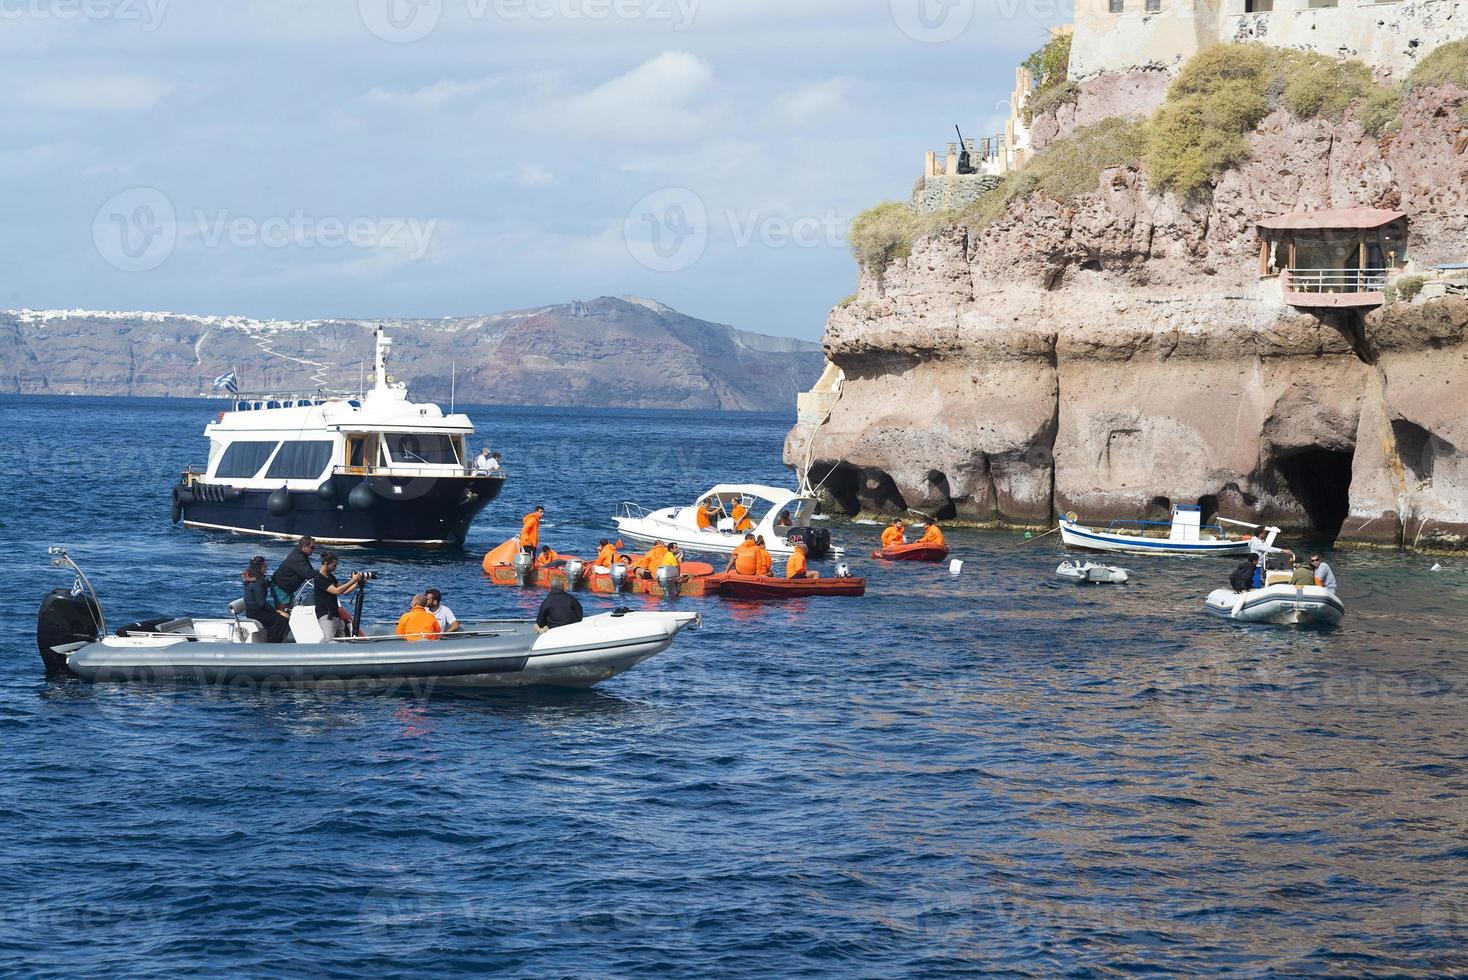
[212,371,238,394]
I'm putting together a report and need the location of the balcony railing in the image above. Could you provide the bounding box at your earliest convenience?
[1283,268,1389,294]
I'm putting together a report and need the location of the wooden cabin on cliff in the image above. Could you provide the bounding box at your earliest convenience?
[1257,208,1409,309]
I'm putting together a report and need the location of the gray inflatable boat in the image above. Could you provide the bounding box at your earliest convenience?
[38,549,699,689]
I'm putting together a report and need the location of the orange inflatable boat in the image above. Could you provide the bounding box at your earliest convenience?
[870,542,950,562]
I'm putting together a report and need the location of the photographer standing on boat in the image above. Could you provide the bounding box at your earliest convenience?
[313,551,365,640]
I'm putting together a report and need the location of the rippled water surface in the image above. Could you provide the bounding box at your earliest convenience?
[2,394,1466,976]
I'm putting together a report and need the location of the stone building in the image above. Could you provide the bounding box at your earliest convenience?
[1070,0,1468,81]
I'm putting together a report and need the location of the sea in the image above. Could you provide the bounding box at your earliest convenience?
[1,394,1466,977]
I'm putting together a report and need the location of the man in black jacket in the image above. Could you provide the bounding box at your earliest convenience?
[270,536,317,608]
[243,556,292,644]
[536,583,583,633]
[1230,554,1259,593]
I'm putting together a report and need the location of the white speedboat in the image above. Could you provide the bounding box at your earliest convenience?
[1205,585,1345,626]
[37,549,698,688]
[613,484,843,560]
[172,328,504,548]
[1056,560,1129,584]
[1060,506,1280,557]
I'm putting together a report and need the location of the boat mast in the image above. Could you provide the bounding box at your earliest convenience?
[373,327,392,392]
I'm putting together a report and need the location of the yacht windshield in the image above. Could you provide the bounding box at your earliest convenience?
[387,433,459,466]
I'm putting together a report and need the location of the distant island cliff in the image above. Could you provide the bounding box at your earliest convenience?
[1,296,823,413]
[788,26,1468,551]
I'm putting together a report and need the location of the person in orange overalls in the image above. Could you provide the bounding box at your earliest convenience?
[595,538,622,570]
[521,506,545,554]
[881,520,906,549]
[754,536,774,577]
[535,546,562,568]
[634,542,669,579]
[785,542,819,580]
[731,500,753,533]
[920,521,946,547]
[726,534,760,575]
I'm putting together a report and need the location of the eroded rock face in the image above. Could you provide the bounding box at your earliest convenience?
[789,85,1468,550]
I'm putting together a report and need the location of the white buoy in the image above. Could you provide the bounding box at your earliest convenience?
[949,559,964,576]
[1432,563,1443,572]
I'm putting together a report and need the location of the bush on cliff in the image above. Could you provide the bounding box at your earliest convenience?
[961,116,1150,229]
[848,201,923,268]
[1384,275,1427,305]
[1406,39,1468,97]
[1023,32,1076,124]
[1146,45,1401,196]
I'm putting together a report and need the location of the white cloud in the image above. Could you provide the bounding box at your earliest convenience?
[533,51,717,144]
[773,77,855,124]
[17,75,171,111]
[517,163,556,188]
[363,76,503,109]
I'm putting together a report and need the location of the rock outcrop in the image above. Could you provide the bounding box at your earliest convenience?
[1,296,823,412]
[788,84,1468,550]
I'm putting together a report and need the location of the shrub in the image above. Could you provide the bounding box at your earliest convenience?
[959,117,1151,230]
[1023,32,1074,124]
[1406,39,1468,93]
[1384,275,1427,304]
[837,293,858,308]
[848,201,923,269]
[1029,81,1080,123]
[1144,45,1403,195]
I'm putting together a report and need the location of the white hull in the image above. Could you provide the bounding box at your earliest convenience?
[1060,521,1252,557]
[1056,560,1129,584]
[1205,586,1345,626]
[614,516,806,558]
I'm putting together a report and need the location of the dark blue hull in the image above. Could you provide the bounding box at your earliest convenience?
[174,473,504,548]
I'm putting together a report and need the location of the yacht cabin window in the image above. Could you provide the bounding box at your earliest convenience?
[215,441,280,479]
[386,433,461,466]
[265,441,336,480]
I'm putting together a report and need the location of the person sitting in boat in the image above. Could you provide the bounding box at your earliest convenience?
[314,551,365,640]
[472,448,502,474]
[754,536,774,577]
[1309,555,1338,594]
[536,582,584,634]
[425,588,460,635]
[881,521,906,549]
[697,500,722,531]
[1229,554,1259,593]
[396,594,442,642]
[594,538,627,572]
[731,499,754,533]
[521,506,545,555]
[1290,561,1317,587]
[662,544,684,572]
[635,542,670,579]
[727,533,761,575]
[270,535,317,609]
[919,520,946,547]
[242,556,291,644]
[776,510,794,529]
[535,546,565,569]
[785,542,820,581]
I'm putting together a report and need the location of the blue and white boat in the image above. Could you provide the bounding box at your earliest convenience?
[1059,505,1280,557]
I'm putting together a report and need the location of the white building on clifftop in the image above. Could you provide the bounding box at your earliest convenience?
[1071,0,1468,79]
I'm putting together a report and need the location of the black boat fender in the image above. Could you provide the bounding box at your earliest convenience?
[266,487,294,517]
[317,481,336,502]
[348,482,376,512]
[170,486,183,524]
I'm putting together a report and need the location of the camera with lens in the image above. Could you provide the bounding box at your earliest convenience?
[356,571,379,582]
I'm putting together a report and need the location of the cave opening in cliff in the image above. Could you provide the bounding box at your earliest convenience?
[925,471,959,521]
[1275,448,1355,544]
[812,464,861,517]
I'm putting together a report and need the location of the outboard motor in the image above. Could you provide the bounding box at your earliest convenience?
[563,559,585,589]
[787,526,832,561]
[512,549,535,586]
[37,588,101,676]
[609,563,629,593]
[655,565,681,597]
[834,562,852,579]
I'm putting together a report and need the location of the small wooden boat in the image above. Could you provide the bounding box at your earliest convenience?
[706,574,866,600]
[1060,506,1279,557]
[870,541,949,562]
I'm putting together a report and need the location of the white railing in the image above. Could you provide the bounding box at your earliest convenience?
[1283,268,1389,294]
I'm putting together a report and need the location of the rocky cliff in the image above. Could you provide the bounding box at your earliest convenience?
[1,297,822,412]
[787,82,1468,551]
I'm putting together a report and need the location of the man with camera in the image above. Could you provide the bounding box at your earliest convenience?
[313,551,367,640]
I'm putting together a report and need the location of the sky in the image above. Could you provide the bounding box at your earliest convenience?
[0,0,1068,341]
